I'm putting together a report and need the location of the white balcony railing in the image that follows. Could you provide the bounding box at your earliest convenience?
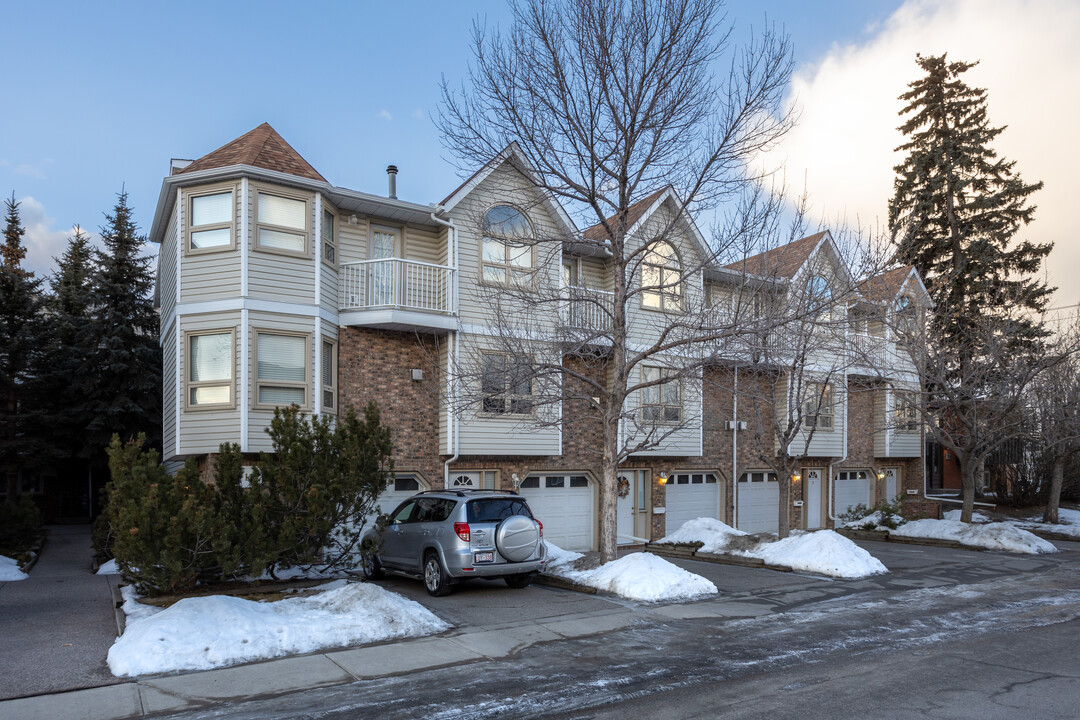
[340,259,455,314]
[559,286,614,332]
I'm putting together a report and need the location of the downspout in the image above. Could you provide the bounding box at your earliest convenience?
[732,365,739,528]
[431,210,459,489]
[827,370,850,523]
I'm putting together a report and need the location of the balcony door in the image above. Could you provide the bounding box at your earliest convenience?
[370,226,400,306]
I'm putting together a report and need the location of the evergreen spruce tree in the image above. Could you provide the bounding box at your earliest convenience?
[0,194,54,498]
[79,191,162,471]
[888,54,1051,351]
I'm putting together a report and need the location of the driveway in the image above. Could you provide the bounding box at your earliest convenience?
[0,525,121,700]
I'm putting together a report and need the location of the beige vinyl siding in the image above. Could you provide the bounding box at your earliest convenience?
[179,186,241,303]
[162,457,185,476]
[889,386,922,457]
[245,311,319,453]
[177,312,242,454]
[579,256,612,291]
[247,182,316,303]
[625,364,702,457]
[337,216,369,264]
[802,381,845,457]
[457,415,560,456]
[320,259,338,311]
[405,225,445,265]
[448,162,563,333]
[159,203,178,319]
[162,322,178,461]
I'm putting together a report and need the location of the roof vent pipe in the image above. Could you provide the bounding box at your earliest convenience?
[387,165,398,199]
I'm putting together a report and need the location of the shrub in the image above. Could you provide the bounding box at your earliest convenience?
[0,495,42,557]
[838,496,908,530]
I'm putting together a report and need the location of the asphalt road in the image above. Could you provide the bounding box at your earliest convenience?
[157,539,1080,720]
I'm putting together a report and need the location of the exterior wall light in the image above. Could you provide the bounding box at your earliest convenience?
[877,470,886,481]
[658,473,668,485]
[791,472,802,483]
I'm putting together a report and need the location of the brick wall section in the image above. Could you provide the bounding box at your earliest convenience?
[339,328,444,485]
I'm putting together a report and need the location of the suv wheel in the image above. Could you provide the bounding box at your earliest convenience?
[361,551,384,581]
[504,572,534,589]
[424,552,453,596]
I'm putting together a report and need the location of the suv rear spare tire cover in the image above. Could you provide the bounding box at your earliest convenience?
[496,515,540,562]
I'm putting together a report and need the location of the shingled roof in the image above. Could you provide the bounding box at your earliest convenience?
[582,187,669,242]
[176,123,326,182]
[723,231,827,279]
[858,265,916,302]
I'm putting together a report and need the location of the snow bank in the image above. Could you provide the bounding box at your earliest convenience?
[1007,508,1080,539]
[892,519,1058,554]
[96,559,119,575]
[544,544,717,602]
[841,511,898,531]
[747,531,888,579]
[0,555,28,581]
[656,517,745,552]
[108,580,449,677]
[943,510,990,523]
[656,520,887,579]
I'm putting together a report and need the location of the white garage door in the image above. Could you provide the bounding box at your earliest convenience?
[371,475,429,522]
[665,473,720,534]
[737,471,778,534]
[835,470,872,515]
[520,474,594,551]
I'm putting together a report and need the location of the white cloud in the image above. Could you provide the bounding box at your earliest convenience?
[17,196,89,278]
[377,109,393,121]
[760,0,1080,307]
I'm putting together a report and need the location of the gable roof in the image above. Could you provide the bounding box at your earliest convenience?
[581,188,669,243]
[723,231,827,279]
[858,265,932,306]
[176,123,326,182]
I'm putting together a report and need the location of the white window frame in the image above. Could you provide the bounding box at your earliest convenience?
[641,365,682,425]
[184,185,236,255]
[802,382,834,431]
[321,337,337,414]
[183,328,235,411]
[480,351,534,416]
[894,390,919,433]
[254,185,311,258]
[641,240,683,312]
[254,329,311,410]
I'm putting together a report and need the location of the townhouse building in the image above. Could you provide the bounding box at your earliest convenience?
[151,123,935,552]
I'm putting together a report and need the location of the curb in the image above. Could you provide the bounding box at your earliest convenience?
[533,574,597,594]
[646,544,793,573]
[18,532,47,575]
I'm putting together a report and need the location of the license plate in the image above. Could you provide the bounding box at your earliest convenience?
[474,551,494,563]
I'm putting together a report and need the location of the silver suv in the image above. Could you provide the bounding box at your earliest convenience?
[360,489,547,596]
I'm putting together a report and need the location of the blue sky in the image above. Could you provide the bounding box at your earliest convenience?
[7,0,1075,315]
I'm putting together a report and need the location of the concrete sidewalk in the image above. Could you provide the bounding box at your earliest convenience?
[0,525,122,701]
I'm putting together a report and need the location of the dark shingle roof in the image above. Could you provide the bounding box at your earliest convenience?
[176,123,326,182]
[582,188,669,242]
[723,231,827,279]
[858,265,915,302]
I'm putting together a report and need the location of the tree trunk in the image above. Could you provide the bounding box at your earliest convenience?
[959,459,978,523]
[598,408,620,563]
[1043,456,1065,524]
[777,471,791,539]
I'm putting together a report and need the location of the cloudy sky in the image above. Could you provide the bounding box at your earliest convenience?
[2,0,1074,310]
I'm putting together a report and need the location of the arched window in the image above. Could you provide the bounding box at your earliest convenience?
[482,205,534,286]
[806,274,831,307]
[642,241,682,311]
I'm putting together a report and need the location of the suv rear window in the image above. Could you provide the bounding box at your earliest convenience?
[466,498,534,523]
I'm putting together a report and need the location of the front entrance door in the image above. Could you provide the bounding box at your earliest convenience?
[616,470,648,543]
[885,467,899,501]
[450,472,480,490]
[805,468,823,529]
[369,226,400,306]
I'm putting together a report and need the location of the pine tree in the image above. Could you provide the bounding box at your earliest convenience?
[78,191,162,468]
[0,195,54,498]
[888,54,1051,350]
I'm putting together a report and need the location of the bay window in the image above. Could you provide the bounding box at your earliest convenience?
[256,331,309,408]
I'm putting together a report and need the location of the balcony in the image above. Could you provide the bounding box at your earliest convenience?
[340,259,457,331]
[850,332,888,370]
[558,287,614,335]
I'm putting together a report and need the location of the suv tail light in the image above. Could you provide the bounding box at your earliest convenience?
[454,522,471,542]
[536,520,543,537]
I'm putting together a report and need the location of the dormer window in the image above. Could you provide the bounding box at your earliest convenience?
[642,241,682,311]
[187,188,234,253]
[482,205,534,286]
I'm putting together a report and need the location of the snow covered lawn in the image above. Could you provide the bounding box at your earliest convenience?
[656,518,887,579]
[96,558,119,575]
[1005,508,1080,539]
[0,554,28,581]
[543,544,717,602]
[943,509,991,523]
[107,580,450,677]
[891,519,1058,554]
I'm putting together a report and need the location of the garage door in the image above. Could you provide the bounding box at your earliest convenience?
[665,473,720,535]
[736,471,778,534]
[520,474,594,551]
[835,470,871,515]
[370,474,429,523]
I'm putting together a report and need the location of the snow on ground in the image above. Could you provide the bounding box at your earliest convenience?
[107,580,450,677]
[544,543,717,602]
[96,558,119,575]
[0,555,28,581]
[891,519,1058,554]
[656,518,887,579]
[943,509,991,523]
[1005,508,1080,539]
[841,511,898,531]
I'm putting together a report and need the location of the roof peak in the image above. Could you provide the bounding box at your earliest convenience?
[176,123,326,182]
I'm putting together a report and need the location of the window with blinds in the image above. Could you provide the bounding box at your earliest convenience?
[186,330,234,408]
[322,209,336,265]
[187,189,233,252]
[321,339,336,413]
[255,331,309,408]
[256,190,309,255]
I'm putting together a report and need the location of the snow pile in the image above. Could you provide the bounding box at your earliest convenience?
[656,517,746,552]
[544,544,717,602]
[1006,508,1080,539]
[841,511,899,531]
[107,580,449,676]
[655,519,887,579]
[748,531,888,579]
[96,559,120,575]
[943,510,991,523]
[891,520,1058,554]
[0,555,28,581]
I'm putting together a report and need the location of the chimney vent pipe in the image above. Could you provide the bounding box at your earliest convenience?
[387,165,398,199]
